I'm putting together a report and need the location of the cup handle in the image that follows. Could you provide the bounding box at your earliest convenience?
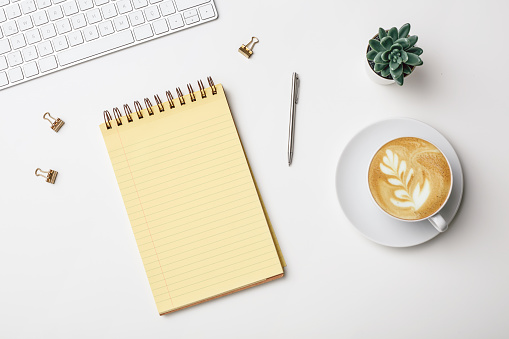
[428,213,448,233]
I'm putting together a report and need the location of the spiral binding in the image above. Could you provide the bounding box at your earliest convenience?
[104,77,218,129]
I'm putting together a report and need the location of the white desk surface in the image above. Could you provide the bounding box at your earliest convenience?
[1,0,508,338]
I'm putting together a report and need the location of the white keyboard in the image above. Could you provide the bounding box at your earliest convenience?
[0,0,217,90]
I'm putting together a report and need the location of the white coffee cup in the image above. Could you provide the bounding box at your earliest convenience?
[367,137,453,233]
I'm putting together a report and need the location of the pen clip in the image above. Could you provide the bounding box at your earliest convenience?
[293,73,300,104]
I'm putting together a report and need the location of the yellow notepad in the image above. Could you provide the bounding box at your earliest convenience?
[99,80,285,315]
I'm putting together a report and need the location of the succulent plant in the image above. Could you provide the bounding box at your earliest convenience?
[366,23,423,86]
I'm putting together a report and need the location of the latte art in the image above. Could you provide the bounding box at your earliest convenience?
[368,137,452,221]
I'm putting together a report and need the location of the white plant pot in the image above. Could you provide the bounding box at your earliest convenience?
[365,57,395,85]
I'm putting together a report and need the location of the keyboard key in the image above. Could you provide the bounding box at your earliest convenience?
[77,0,93,11]
[63,0,78,16]
[7,50,22,65]
[0,9,6,23]
[132,0,147,9]
[52,35,67,50]
[37,39,52,55]
[158,1,174,16]
[133,22,152,40]
[5,3,21,19]
[33,10,48,25]
[17,15,32,30]
[55,18,71,33]
[48,5,63,20]
[152,18,167,34]
[38,54,57,71]
[174,0,209,11]
[86,8,101,23]
[36,0,52,9]
[58,29,133,65]
[67,30,83,45]
[198,4,213,19]
[144,5,158,20]
[128,10,143,25]
[93,0,107,5]
[116,0,132,14]
[20,0,36,14]
[70,13,86,29]
[184,15,198,25]
[2,20,18,35]
[167,13,182,29]
[0,39,11,54]
[25,28,41,43]
[113,15,128,31]
[8,66,23,81]
[83,24,98,40]
[10,33,26,48]
[23,60,38,77]
[41,23,56,38]
[0,71,8,86]
[182,8,196,18]
[0,0,8,6]
[0,55,7,69]
[101,3,116,19]
[98,19,113,36]
[22,44,37,60]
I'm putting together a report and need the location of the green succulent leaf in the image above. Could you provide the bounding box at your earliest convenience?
[369,39,385,52]
[378,28,387,39]
[406,53,422,66]
[403,64,413,75]
[390,59,400,70]
[401,50,408,62]
[380,36,393,50]
[374,52,386,64]
[398,23,410,39]
[374,63,386,72]
[390,43,402,51]
[388,27,398,41]
[390,64,403,82]
[407,35,418,48]
[407,47,423,55]
[394,75,404,86]
[394,38,410,49]
[381,50,391,61]
[366,49,377,60]
[381,65,391,77]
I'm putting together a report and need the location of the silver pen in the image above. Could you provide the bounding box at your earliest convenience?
[288,72,299,166]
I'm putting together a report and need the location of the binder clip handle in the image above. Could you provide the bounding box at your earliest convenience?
[245,36,259,50]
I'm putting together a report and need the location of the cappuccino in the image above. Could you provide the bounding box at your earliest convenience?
[368,137,452,221]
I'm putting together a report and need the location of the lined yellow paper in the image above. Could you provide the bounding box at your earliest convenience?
[100,84,284,315]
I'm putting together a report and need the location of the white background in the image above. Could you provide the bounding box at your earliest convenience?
[1,0,508,338]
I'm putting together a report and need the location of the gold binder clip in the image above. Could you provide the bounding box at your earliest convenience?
[238,37,259,58]
[43,112,65,132]
[35,168,58,184]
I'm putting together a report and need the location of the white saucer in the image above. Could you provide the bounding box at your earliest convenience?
[335,118,464,247]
